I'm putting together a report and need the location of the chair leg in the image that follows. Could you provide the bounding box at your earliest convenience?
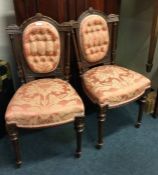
[152,89,158,118]
[96,106,107,149]
[135,92,147,128]
[6,124,22,167]
[74,117,84,158]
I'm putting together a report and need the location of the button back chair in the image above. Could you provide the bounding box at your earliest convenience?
[71,8,151,149]
[5,13,85,167]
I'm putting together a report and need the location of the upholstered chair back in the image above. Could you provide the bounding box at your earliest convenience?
[7,13,70,84]
[23,21,61,73]
[72,8,119,74]
[79,14,109,63]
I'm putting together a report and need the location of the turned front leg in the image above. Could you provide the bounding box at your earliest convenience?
[96,106,107,149]
[135,92,147,128]
[6,124,22,167]
[153,89,158,118]
[74,117,84,158]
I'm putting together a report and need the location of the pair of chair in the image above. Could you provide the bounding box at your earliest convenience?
[5,8,151,167]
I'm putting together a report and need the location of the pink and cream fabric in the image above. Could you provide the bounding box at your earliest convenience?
[82,65,151,107]
[79,14,109,62]
[5,79,84,128]
[23,21,60,73]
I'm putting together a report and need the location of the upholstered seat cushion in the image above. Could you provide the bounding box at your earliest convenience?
[5,79,84,128]
[82,65,151,107]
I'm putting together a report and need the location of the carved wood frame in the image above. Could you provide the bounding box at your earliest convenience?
[6,13,72,84]
[5,13,85,167]
[72,8,151,109]
[71,8,151,148]
[71,7,119,75]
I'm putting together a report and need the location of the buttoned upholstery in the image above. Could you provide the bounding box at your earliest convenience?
[6,14,86,167]
[79,15,109,62]
[23,21,60,73]
[73,9,152,149]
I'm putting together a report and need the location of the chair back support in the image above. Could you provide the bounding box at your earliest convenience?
[79,14,109,63]
[23,20,61,73]
[7,13,71,84]
[72,8,119,75]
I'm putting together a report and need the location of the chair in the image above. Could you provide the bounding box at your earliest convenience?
[71,8,151,149]
[5,13,85,167]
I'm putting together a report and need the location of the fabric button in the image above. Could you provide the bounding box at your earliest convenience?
[34,58,38,63]
[53,51,57,56]
[41,57,45,62]
[102,27,107,31]
[49,57,54,62]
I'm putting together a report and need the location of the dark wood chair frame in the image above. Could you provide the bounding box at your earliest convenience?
[6,13,84,167]
[71,8,150,149]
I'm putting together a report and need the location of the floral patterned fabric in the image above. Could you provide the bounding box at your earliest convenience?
[23,21,60,73]
[82,65,151,107]
[79,14,109,63]
[5,79,84,128]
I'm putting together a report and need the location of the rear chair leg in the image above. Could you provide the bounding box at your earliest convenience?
[74,117,84,158]
[6,124,22,167]
[153,89,158,118]
[96,106,107,149]
[135,91,148,128]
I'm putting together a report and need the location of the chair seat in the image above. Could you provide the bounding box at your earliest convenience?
[82,65,151,107]
[5,78,84,128]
